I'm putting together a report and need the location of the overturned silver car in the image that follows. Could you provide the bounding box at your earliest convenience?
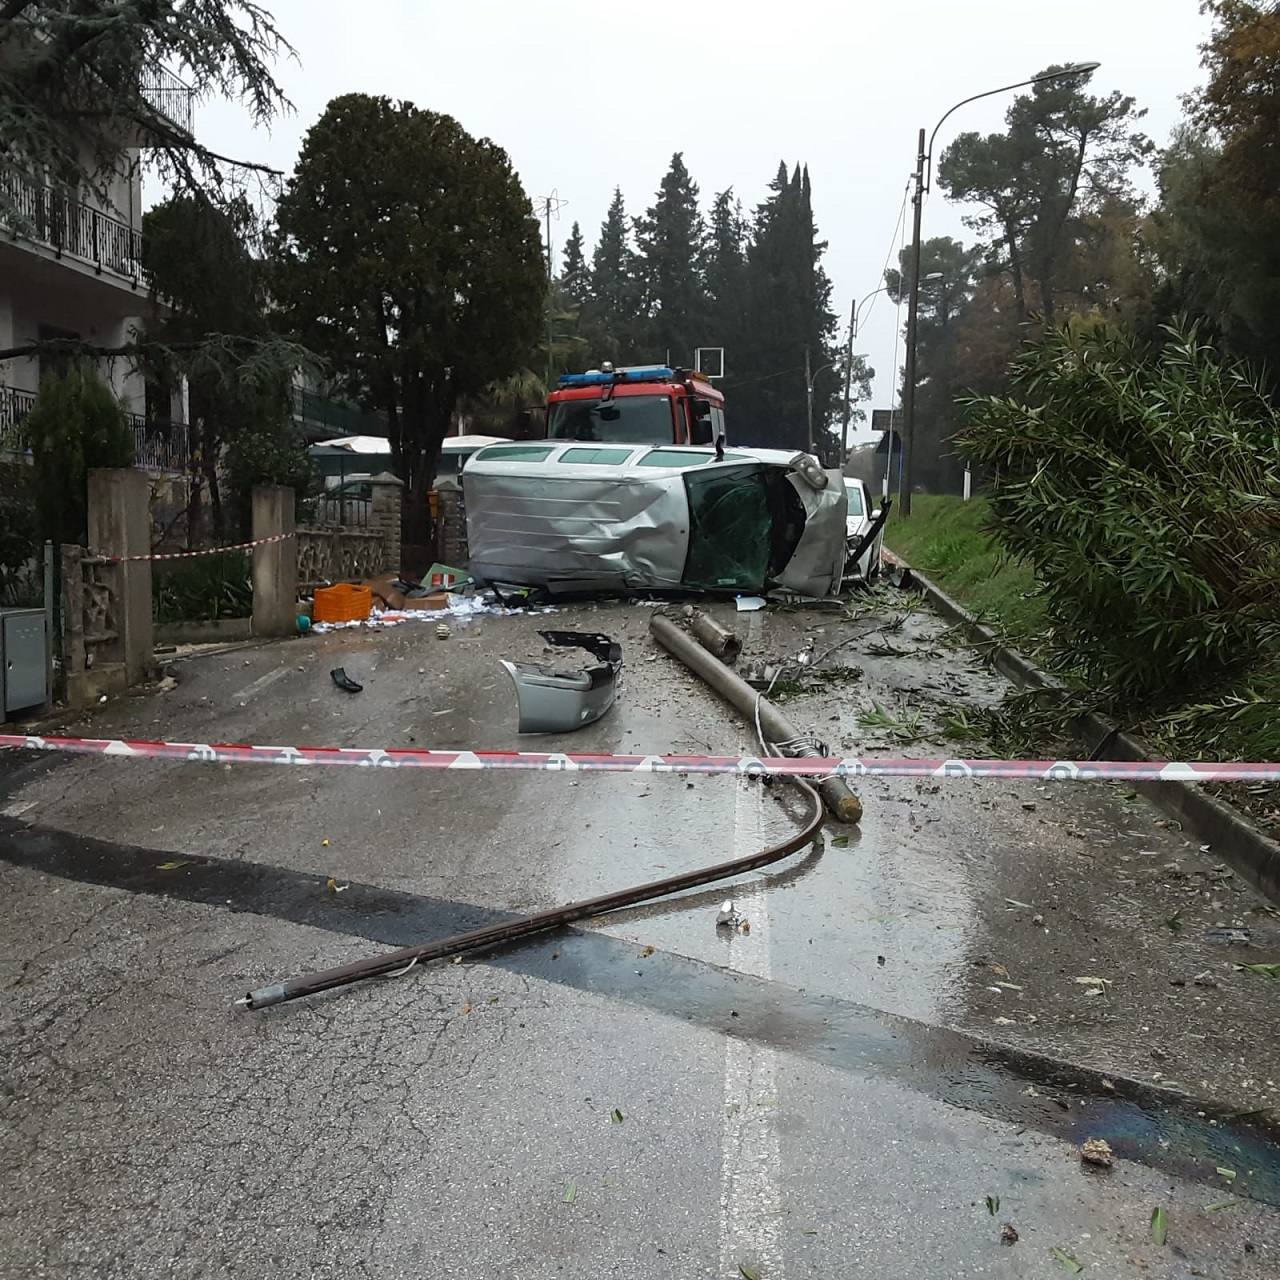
[462,443,848,597]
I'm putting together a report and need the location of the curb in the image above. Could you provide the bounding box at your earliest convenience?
[886,550,1280,904]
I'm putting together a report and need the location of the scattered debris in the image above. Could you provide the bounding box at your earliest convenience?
[501,631,622,733]
[435,622,451,639]
[1216,1166,1237,1182]
[330,667,363,694]
[1000,1224,1019,1246]
[1032,913,1045,927]
[985,1195,1000,1216]
[1165,909,1184,933]
[736,596,767,612]
[1151,1205,1168,1247]
[1204,1199,1238,1213]
[1050,1246,1083,1273]
[610,1108,624,1124]
[640,945,654,958]
[325,877,350,894]
[156,859,190,871]
[1192,970,1219,987]
[1204,927,1251,945]
[1006,898,1034,910]
[157,675,178,693]
[716,901,738,927]
[1080,1138,1113,1168]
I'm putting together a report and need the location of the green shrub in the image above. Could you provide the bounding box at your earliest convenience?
[957,320,1280,698]
[23,366,134,547]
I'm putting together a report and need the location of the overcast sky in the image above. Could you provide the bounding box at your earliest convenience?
[195,0,1212,440]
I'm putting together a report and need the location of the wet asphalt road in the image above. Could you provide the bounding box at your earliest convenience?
[2,592,1280,1278]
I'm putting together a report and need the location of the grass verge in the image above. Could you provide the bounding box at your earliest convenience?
[885,495,1046,647]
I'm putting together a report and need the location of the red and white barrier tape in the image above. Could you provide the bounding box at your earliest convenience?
[1,732,1277,783]
[94,531,296,563]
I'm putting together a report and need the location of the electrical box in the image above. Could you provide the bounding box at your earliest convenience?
[1,608,49,715]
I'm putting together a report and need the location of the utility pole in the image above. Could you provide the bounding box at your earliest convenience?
[534,191,567,391]
[840,298,855,464]
[804,345,814,455]
[901,128,926,518]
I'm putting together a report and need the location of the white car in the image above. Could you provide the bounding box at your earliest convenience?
[844,478,886,580]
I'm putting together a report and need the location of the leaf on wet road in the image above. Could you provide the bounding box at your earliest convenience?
[986,1194,999,1216]
[1151,1206,1168,1247]
[1005,898,1034,909]
[1238,962,1280,978]
[1051,1247,1083,1273]
[562,1179,577,1203]
[831,835,850,847]
[610,1108,624,1124]
[1204,1199,1238,1212]
[1216,1166,1237,1182]
[156,860,190,871]
[738,1265,761,1280]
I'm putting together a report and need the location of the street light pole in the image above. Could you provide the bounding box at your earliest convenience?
[901,128,927,518]
[898,61,1100,517]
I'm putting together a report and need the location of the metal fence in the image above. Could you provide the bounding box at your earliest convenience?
[139,63,194,135]
[1,167,147,286]
[0,386,188,472]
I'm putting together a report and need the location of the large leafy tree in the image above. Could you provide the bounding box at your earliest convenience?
[272,94,546,545]
[1149,2,1280,388]
[938,66,1150,325]
[884,236,986,488]
[634,152,708,365]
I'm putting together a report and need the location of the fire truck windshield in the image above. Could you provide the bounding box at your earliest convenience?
[548,394,676,445]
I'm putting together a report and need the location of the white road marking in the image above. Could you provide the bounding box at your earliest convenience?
[232,666,291,703]
[718,773,783,1280]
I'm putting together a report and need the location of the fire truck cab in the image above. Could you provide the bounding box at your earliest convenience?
[546,364,725,447]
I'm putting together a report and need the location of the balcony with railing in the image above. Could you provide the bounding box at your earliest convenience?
[139,63,194,137]
[0,385,188,472]
[1,167,149,288]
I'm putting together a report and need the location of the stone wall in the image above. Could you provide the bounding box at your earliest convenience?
[297,527,386,590]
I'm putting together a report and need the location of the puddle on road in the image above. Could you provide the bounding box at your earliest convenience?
[5,812,1279,1208]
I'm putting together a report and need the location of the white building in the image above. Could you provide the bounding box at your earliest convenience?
[0,62,193,471]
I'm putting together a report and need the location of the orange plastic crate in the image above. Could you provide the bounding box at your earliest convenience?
[312,583,372,623]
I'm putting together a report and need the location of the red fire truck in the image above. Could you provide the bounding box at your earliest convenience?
[545,364,726,447]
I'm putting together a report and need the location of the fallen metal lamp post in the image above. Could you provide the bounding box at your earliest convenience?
[238,777,822,1010]
[650,613,863,824]
[688,609,742,664]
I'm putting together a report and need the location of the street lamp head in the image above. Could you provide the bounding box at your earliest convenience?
[1035,60,1101,84]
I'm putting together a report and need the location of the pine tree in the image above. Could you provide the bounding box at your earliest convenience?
[583,188,642,363]
[560,221,590,309]
[734,162,837,449]
[634,153,708,366]
[705,188,747,376]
